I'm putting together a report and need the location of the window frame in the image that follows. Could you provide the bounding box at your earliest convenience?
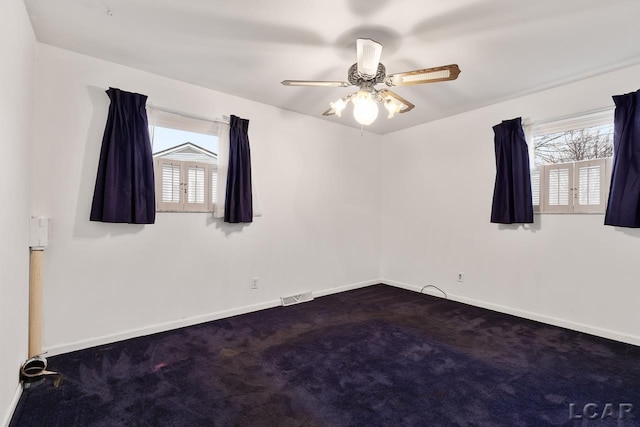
[149,107,220,214]
[528,108,614,215]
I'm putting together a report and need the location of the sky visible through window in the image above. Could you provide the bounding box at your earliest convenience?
[533,122,613,167]
[152,126,218,155]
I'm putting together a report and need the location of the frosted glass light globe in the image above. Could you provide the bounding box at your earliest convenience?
[384,98,402,118]
[352,91,378,126]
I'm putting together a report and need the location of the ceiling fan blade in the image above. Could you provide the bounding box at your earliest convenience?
[356,38,383,77]
[379,89,415,114]
[385,64,461,87]
[281,80,351,87]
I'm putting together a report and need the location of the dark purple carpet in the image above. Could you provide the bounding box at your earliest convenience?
[10,284,640,426]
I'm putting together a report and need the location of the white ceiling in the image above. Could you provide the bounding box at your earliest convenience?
[23,0,640,134]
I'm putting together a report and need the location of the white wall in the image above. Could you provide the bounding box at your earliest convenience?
[381,64,640,345]
[18,35,640,423]
[0,0,36,424]
[31,45,382,354]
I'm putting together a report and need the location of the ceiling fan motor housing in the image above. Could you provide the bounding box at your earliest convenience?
[348,63,386,88]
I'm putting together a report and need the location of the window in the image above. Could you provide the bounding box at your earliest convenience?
[149,109,219,212]
[529,109,614,214]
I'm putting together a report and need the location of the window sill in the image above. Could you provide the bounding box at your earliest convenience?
[534,211,605,215]
[157,210,214,214]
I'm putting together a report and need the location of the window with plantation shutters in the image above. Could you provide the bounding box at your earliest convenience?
[533,159,609,213]
[155,159,217,212]
[148,108,219,213]
[529,109,613,214]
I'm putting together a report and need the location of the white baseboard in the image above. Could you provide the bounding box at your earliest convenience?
[1,383,22,427]
[44,278,380,357]
[44,299,282,356]
[313,278,380,298]
[381,278,640,347]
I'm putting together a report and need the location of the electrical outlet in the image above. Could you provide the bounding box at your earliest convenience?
[251,277,259,289]
[456,272,464,283]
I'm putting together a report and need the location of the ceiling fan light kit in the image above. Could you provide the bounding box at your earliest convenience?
[323,89,408,124]
[282,38,461,126]
[330,97,349,117]
[352,91,379,126]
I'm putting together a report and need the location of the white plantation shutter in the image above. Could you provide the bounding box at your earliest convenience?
[546,165,571,212]
[575,159,607,213]
[156,159,183,211]
[187,165,205,204]
[578,166,599,205]
[162,163,180,203]
[183,162,210,212]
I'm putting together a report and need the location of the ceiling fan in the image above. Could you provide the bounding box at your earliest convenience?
[281,38,461,126]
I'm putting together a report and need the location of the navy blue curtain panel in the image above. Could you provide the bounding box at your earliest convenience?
[90,88,155,224]
[605,89,640,227]
[225,115,253,223]
[490,117,534,224]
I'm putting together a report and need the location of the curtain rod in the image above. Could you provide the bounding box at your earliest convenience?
[146,103,229,124]
[522,105,614,127]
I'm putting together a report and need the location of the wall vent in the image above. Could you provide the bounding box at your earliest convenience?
[281,291,314,307]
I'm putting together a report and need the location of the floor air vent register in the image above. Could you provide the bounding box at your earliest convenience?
[280,291,314,306]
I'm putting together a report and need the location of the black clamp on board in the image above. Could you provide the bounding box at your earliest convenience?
[20,355,63,389]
